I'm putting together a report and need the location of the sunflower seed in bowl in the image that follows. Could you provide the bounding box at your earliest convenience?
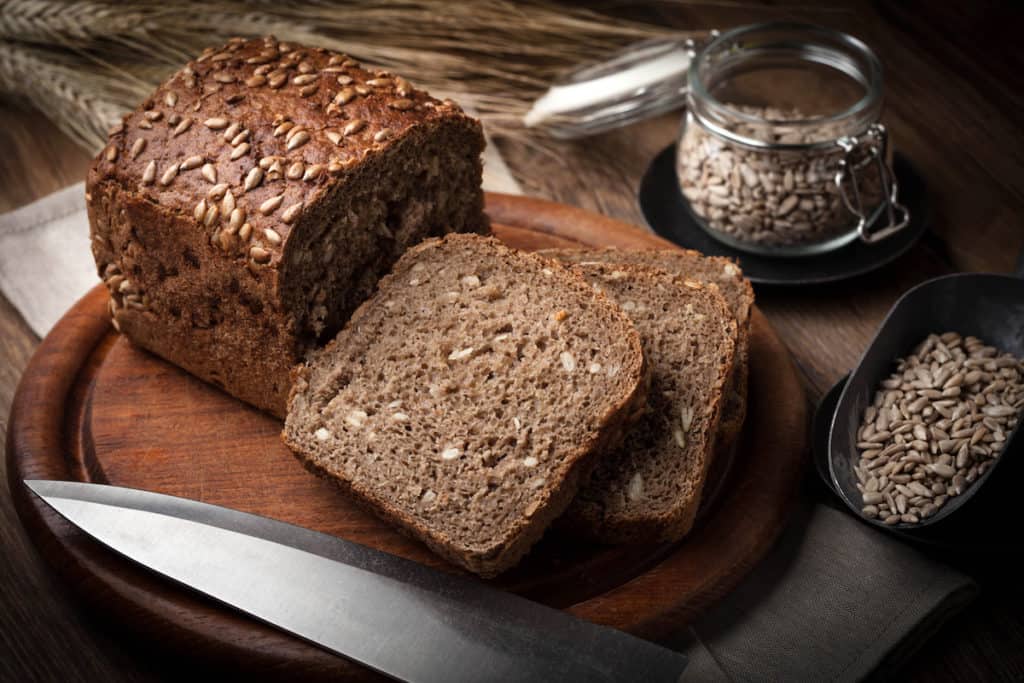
[852,332,1024,525]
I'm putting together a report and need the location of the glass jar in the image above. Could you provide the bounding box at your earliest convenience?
[677,23,909,256]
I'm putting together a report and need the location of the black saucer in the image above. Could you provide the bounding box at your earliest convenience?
[638,145,929,286]
[814,376,1015,556]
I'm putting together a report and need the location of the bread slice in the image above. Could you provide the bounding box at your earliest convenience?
[284,234,646,576]
[541,248,753,464]
[559,262,737,543]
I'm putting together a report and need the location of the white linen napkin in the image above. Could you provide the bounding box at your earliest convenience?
[0,139,521,338]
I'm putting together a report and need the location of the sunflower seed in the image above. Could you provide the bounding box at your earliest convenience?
[260,194,284,215]
[250,246,271,264]
[129,138,146,160]
[854,331,1023,525]
[180,155,203,171]
[221,190,235,216]
[193,199,207,222]
[281,202,303,224]
[230,143,251,160]
[334,87,356,104]
[203,203,219,227]
[286,131,310,151]
[201,163,217,184]
[142,160,157,184]
[171,117,192,137]
[343,119,365,136]
[243,167,263,192]
[158,162,179,186]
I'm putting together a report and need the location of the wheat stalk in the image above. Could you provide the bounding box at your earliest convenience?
[0,0,692,154]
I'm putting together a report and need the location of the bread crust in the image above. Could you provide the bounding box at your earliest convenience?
[87,37,487,416]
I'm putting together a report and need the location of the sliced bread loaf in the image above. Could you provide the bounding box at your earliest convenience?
[560,262,737,543]
[541,248,753,463]
[284,234,646,576]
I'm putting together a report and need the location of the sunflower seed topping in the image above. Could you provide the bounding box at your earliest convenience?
[158,162,179,186]
[264,228,282,245]
[201,163,217,184]
[389,98,413,111]
[180,154,203,171]
[204,117,229,130]
[230,142,251,160]
[164,91,178,107]
[281,202,303,224]
[142,160,157,184]
[286,131,310,151]
[250,246,271,264]
[203,203,219,227]
[221,190,236,216]
[374,128,393,142]
[171,117,192,137]
[343,119,365,136]
[260,194,284,215]
[293,74,318,86]
[243,166,263,192]
[129,138,146,160]
[193,199,207,222]
[334,87,356,105]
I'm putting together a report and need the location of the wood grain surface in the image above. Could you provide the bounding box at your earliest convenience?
[1,1,1023,681]
[6,206,806,680]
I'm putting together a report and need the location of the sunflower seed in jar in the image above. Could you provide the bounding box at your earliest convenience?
[677,105,885,249]
[852,332,1023,525]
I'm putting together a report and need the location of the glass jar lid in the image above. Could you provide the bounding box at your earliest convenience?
[688,22,885,151]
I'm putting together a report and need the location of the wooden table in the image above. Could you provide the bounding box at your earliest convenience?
[1,2,1022,681]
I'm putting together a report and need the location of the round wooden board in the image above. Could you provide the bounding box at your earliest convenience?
[7,193,807,680]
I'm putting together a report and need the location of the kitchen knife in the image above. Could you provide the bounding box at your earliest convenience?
[25,480,688,683]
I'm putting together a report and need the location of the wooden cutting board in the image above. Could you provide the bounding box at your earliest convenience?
[6,193,807,680]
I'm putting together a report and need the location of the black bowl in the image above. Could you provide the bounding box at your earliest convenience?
[815,374,1020,554]
[827,272,1024,536]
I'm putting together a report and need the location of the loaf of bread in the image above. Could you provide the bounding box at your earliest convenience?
[284,234,646,576]
[559,262,738,543]
[541,248,753,464]
[87,36,488,417]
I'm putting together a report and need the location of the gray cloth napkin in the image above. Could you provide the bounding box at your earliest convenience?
[0,176,976,683]
[676,502,976,681]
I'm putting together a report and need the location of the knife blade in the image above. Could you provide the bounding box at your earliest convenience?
[25,480,687,683]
